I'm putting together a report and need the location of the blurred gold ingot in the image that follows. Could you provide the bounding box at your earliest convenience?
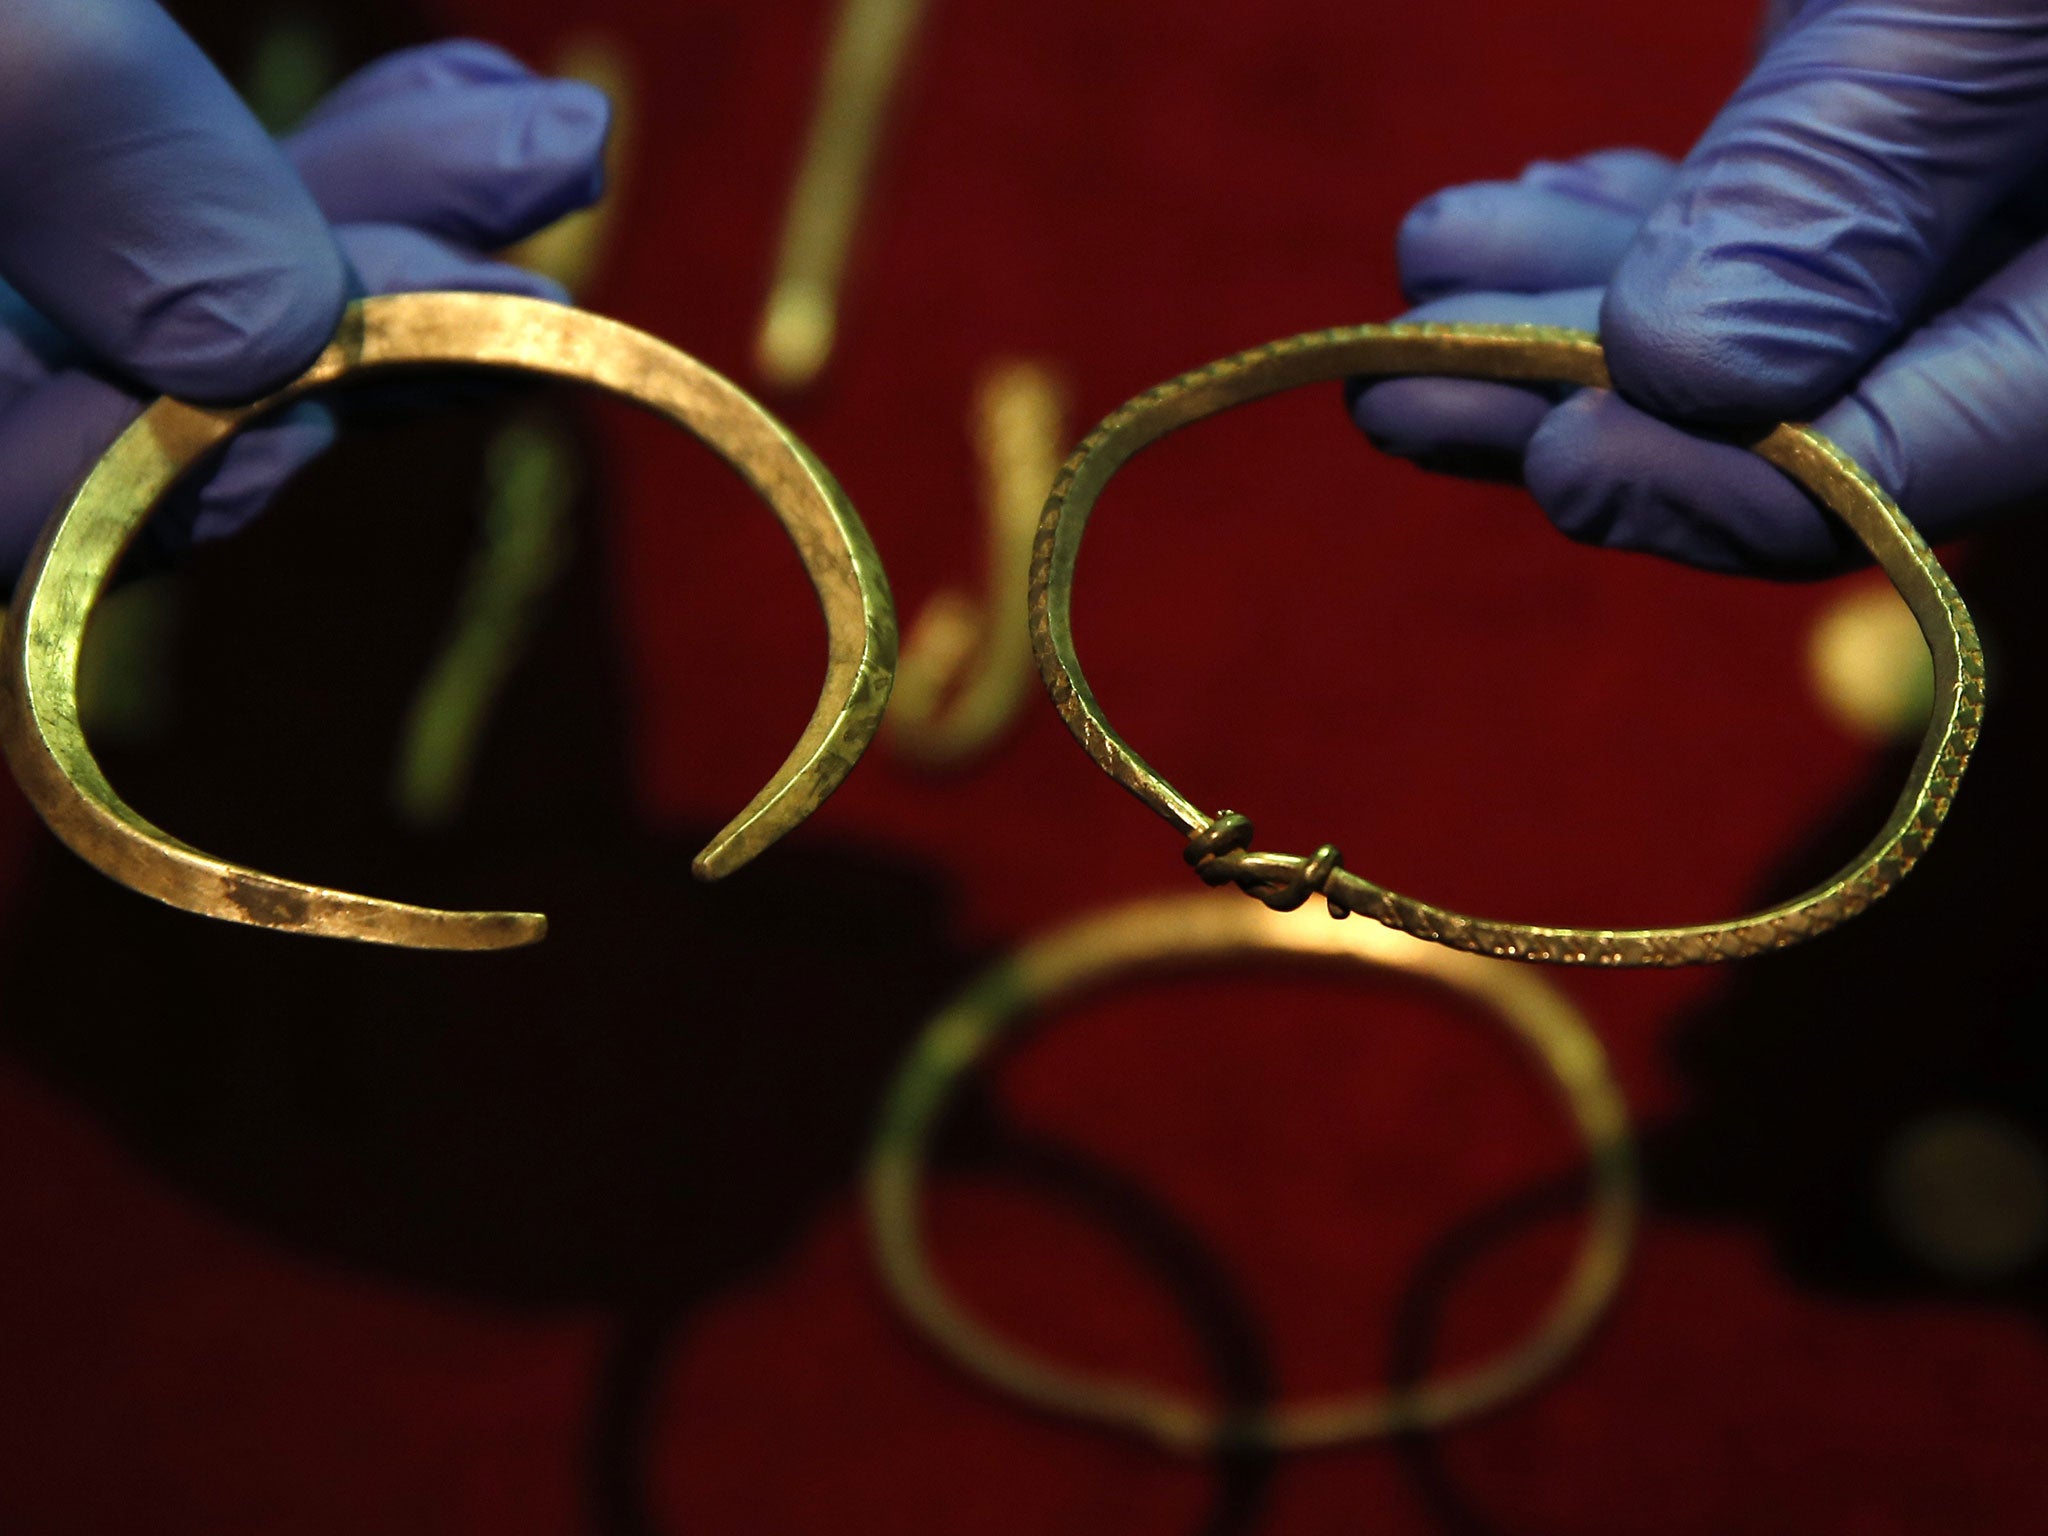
[866,894,1637,1452]
[755,0,930,390]
[1809,580,1935,743]
[1030,323,1984,967]
[891,360,1068,767]
[0,292,897,950]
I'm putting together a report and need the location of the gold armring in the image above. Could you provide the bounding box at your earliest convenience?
[864,895,1637,1453]
[1028,323,1984,967]
[0,292,897,950]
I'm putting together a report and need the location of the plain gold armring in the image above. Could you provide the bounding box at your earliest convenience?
[865,894,1637,1452]
[1027,322,1983,967]
[0,292,898,951]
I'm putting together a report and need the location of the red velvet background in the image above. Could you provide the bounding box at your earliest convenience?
[2,2,2044,1532]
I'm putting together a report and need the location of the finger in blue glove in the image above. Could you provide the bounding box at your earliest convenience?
[1602,0,2048,423]
[1350,0,2048,576]
[0,28,612,578]
[287,44,610,248]
[0,0,347,401]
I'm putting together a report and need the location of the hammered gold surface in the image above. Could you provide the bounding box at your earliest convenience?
[1028,323,1983,968]
[0,293,897,950]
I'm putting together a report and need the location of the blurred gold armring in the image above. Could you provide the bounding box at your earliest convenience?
[865,894,1637,1450]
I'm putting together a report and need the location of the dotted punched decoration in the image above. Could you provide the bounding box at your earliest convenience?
[1028,323,1984,968]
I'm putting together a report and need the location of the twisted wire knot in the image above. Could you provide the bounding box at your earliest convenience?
[1182,811,1350,918]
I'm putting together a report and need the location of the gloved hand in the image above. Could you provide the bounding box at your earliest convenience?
[1349,0,2048,576]
[0,3,611,580]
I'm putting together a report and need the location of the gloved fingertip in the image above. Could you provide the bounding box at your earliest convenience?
[130,242,352,405]
[1398,285,1607,333]
[1397,178,1654,304]
[1395,183,1537,302]
[1524,147,1678,211]
[337,221,572,304]
[415,37,537,86]
[295,37,539,131]
[1600,231,1881,424]
[1349,375,1550,461]
[532,79,613,206]
[1395,191,1454,302]
[1522,393,1625,549]
[498,268,573,305]
[184,401,338,545]
[1525,388,1853,575]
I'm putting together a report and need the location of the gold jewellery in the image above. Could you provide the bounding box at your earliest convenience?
[866,894,1637,1451]
[1030,323,1984,967]
[0,292,898,951]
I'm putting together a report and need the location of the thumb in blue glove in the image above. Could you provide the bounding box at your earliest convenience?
[1351,0,2048,577]
[0,6,611,580]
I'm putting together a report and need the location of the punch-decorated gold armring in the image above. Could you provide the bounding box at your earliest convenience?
[1027,324,1983,968]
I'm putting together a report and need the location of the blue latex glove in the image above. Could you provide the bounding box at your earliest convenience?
[0,5,610,579]
[1350,0,2048,576]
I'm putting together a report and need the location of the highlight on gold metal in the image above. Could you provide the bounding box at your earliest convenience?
[1028,323,1984,968]
[0,292,898,951]
[866,894,1637,1452]
[755,0,930,390]
[890,360,1068,767]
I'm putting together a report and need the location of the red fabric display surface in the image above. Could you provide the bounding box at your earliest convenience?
[2,2,2045,1533]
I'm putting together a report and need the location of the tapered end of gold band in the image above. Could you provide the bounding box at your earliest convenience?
[689,841,748,884]
[416,910,551,951]
[189,879,551,951]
